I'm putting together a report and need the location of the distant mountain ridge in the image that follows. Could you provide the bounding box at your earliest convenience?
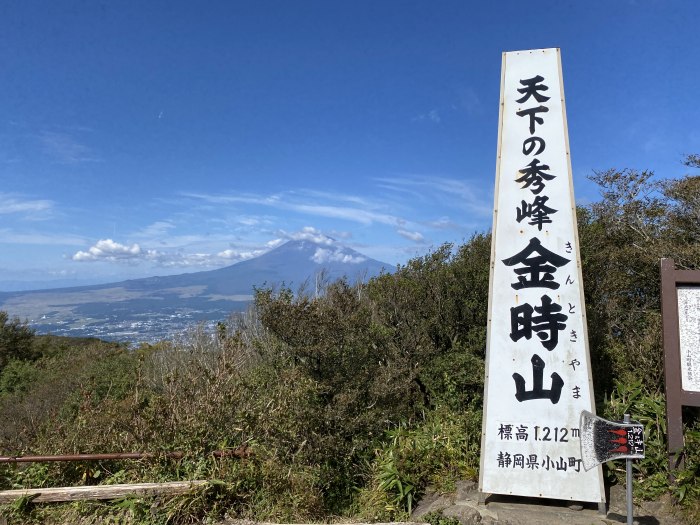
[0,240,391,342]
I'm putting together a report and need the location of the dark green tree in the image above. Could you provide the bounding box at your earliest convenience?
[579,159,700,397]
[0,311,35,371]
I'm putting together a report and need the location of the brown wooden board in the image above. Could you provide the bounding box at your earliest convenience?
[660,258,700,471]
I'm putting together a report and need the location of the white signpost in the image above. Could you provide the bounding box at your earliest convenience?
[479,48,605,505]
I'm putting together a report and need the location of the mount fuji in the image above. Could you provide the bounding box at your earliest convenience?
[0,240,392,343]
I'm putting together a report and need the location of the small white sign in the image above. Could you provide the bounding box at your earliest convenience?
[678,286,700,393]
[479,49,605,504]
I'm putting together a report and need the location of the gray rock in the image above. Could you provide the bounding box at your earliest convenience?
[442,504,483,525]
[412,491,449,519]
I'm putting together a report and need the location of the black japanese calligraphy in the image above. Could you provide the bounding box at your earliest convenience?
[516,75,551,104]
[510,294,568,350]
[568,457,583,472]
[512,354,564,403]
[516,159,555,194]
[514,454,525,468]
[498,424,513,440]
[516,425,529,440]
[522,136,546,156]
[497,453,582,473]
[516,106,549,135]
[541,455,569,471]
[497,451,512,468]
[516,196,558,231]
[527,454,539,469]
[502,237,570,290]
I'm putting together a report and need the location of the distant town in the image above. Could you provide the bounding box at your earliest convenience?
[31,309,226,344]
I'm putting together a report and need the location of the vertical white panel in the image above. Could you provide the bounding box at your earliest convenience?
[479,48,604,503]
[678,286,700,393]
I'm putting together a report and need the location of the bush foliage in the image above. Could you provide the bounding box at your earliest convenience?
[0,162,698,523]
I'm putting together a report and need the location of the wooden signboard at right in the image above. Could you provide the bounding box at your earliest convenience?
[660,258,700,470]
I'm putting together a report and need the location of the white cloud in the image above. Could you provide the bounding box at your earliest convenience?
[237,216,261,226]
[265,238,286,249]
[217,248,266,262]
[290,203,399,225]
[133,221,176,238]
[328,230,353,240]
[67,224,384,272]
[280,226,335,245]
[40,130,100,164]
[412,109,441,123]
[146,251,228,268]
[311,247,366,264]
[428,217,460,230]
[300,190,374,208]
[397,229,424,242]
[375,175,492,217]
[0,193,53,217]
[182,191,403,227]
[129,221,240,249]
[0,229,85,246]
[72,235,280,269]
[456,87,482,114]
[72,239,142,261]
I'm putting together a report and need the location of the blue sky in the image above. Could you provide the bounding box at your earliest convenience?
[1,1,699,288]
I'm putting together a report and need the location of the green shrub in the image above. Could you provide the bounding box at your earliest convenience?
[355,407,481,521]
[603,379,700,519]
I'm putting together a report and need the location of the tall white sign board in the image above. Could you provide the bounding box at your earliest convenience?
[479,48,605,504]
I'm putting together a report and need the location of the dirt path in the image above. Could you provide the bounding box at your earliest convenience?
[411,481,686,525]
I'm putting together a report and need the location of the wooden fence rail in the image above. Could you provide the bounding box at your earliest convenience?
[0,480,208,503]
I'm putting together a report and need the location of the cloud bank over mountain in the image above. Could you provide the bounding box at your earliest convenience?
[68,226,378,271]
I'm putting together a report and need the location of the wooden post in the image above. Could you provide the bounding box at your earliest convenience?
[661,258,685,470]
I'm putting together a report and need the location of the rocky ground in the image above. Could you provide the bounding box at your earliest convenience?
[411,480,687,525]
[38,479,684,525]
[214,481,688,525]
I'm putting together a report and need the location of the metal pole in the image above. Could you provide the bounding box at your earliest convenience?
[624,413,633,525]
